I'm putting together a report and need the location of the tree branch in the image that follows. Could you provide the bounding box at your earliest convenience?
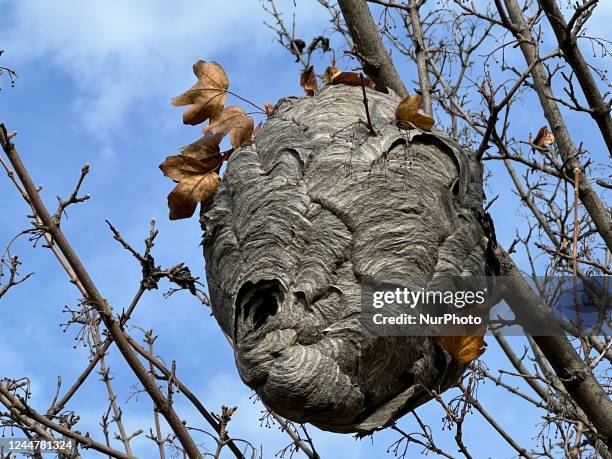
[0,383,131,459]
[0,124,203,459]
[537,0,612,158]
[336,0,408,96]
[407,1,432,114]
[495,247,612,449]
[498,0,612,253]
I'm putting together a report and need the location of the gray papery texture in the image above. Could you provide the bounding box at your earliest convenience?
[201,85,491,433]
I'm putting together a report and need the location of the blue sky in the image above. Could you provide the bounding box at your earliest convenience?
[0,1,609,458]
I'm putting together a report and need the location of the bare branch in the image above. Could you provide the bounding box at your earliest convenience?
[0,124,203,459]
[336,0,408,96]
[537,0,612,157]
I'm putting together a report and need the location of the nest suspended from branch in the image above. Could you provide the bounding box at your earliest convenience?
[202,85,491,434]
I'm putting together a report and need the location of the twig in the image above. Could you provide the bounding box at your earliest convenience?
[0,124,203,459]
[360,73,377,135]
[0,383,131,459]
[573,168,582,280]
[458,382,534,458]
[52,164,91,226]
[47,286,145,417]
[124,334,246,459]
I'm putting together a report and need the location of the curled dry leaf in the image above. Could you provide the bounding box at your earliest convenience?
[322,66,341,85]
[171,60,229,126]
[204,106,255,149]
[395,94,435,131]
[179,132,224,160]
[533,126,555,149]
[160,155,223,220]
[160,155,222,180]
[264,102,275,118]
[435,335,486,364]
[300,66,318,96]
[331,72,375,89]
[290,39,306,57]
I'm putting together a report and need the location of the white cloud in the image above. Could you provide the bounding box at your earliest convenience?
[6,0,608,140]
[3,0,326,134]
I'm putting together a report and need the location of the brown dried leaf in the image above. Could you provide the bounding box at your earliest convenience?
[204,106,255,149]
[160,155,222,179]
[179,132,224,160]
[533,126,555,148]
[435,335,486,364]
[395,94,435,131]
[264,102,275,118]
[171,60,229,126]
[160,155,222,220]
[322,65,341,85]
[167,173,221,220]
[300,66,318,96]
[331,72,375,88]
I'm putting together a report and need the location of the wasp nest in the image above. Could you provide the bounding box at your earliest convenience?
[202,85,490,433]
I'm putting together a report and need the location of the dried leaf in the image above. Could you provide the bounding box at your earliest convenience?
[167,173,221,220]
[160,155,222,220]
[204,106,255,149]
[160,155,222,179]
[435,335,486,364]
[307,36,330,54]
[179,132,224,160]
[264,102,275,118]
[322,66,341,85]
[331,72,375,88]
[533,126,555,149]
[300,66,318,96]
[171,60,229,126]
[396,94,421,115]
[395,94,435,131]
[290,39,306,59]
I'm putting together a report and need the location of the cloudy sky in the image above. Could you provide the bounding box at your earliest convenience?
[0,1,609,457]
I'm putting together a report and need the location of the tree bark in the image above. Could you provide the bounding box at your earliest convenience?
[336,0,409,97]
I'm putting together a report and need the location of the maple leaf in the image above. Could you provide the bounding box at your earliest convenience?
[322,65,341,85]
[171,60,229,126]
[395,94,435,131]
[331,72,375,89]
[179,132,224,160]
[159,155,222,220]
[300,66,318,96]
[532,126,555,149]
[204,106,255,149]
[435,335,486,364]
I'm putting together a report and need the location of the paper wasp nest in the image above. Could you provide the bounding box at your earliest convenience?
[201,85,490,433]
